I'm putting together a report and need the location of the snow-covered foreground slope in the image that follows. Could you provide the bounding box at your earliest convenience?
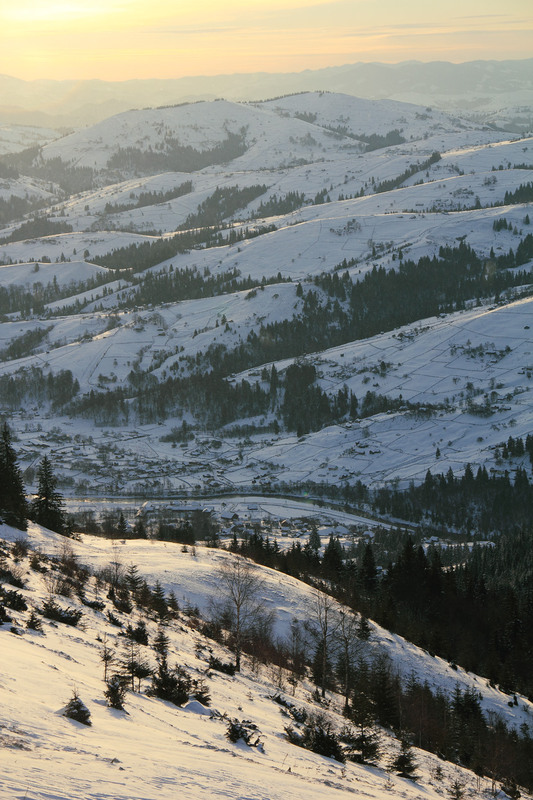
[1,522,532,800]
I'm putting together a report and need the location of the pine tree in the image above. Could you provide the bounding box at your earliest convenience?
[150,580,168,619]
[348,689,380,764]
[357,614,371,641]
[133,518,147,538]
[117,512,128,538]
[0,422,27,530]
[153,626,170,659]
[124,564,142,600]
[391,739,418,779]
[322,535,344,576]
[308,523,321,553]
[359,543,377,596]
[104,677,127,711]
[63,691,91,725]
[32,455,65,533]
[149,658,190,706]
[448,779,466,799]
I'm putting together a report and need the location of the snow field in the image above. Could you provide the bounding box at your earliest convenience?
[2,521,532,799]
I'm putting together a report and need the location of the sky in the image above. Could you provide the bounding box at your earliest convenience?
[2,0,532,82]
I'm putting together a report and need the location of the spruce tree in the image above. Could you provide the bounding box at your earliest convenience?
[322,535,344,576]
[63,691,91,725]
[125,564,142,600]
[117,512,128,538]
[104,677,127,711]
[32,455,65,533]
[153,626,170,659]
[348,690,380,765]
[0,422,27,530]
[149,656,190,706]
[150,581,168,619]
[391,739,418,779]
[359,543,377,596]
[308,523,321,553]
[133,518,147,538]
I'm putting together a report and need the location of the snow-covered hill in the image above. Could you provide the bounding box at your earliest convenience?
[1,522,531,800]
[0,92,531,500]
[0,124,59,156]
[38,98,364,174]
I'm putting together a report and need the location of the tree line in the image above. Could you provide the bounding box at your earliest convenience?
[230,501,533,704]
[106,131,246,175]
[103,180,193,215]
[0,423,66,533]
[195,240,531,381]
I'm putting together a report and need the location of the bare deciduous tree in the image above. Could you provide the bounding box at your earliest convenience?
[100,633,115,683]
[214,556,271,672]
[306,586,341,698]
[337,609,366,711]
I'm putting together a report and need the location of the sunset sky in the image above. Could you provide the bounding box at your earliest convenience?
[2,0,532,82]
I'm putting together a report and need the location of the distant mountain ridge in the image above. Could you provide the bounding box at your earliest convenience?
[1,58,532,129]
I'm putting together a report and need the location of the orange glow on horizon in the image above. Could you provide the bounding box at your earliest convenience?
[1,0,531,82]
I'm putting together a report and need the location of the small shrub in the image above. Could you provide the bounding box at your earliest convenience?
[289,706,308,724]
[208,655,235,675]
[30,552,48,573]
[309,722,345,763]
[285,714,345,763]
[41,599,83,627]
[63,692,91,725]
[226,719,263,749]
[12,539,29,559]
[272,694,306,723]
[0,588,27,611]
[26,610,43,631]
[285,724,304,746]
[120,620,148,645]
[84,598,105,612]
[0,565,25,588]
[148,660,190,706]
[191,678,211,706]
[272,693,291,708]
[448,779,466,799]
[501,778,521,799]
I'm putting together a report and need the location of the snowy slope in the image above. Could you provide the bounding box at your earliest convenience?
[0,124,59,156]
[256,91,471,140]
[0,94,531,499]
[1,288,531,495]
[0,260,111,290]
[39,99,362,173]
[1,522,532,800]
